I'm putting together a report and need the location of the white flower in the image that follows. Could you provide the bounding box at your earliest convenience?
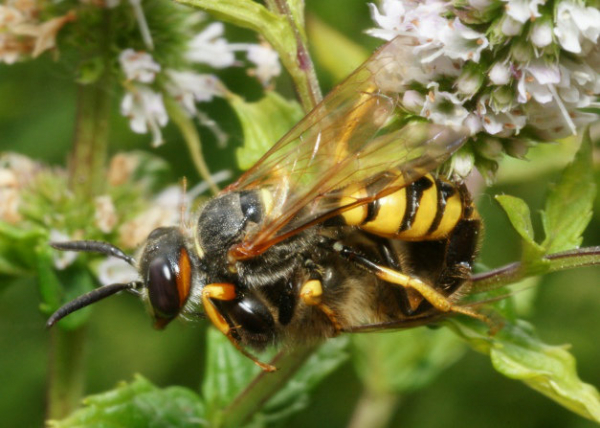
[120,87,168,147]
[530,20,553,48]
[94,195,118,234]
[422,19,488,63]
[500,16,523,36]
[186,22,236,68]
[502,0,543,23]
[49,230,78,270]
[119,49,161,83]
[421,83,469,127]
[97,257,137,286]
[516,60,560,104]
[246,44,281,87]
[489,62,512,85]
[401,90,424,113]
[166,70,224,115]
[554,1,600,54]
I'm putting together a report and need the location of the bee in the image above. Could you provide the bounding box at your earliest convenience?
[48,37,484,372]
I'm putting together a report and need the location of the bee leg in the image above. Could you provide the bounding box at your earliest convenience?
[299,278,343,335]
[202,283,277,372]
[333,243,490,324]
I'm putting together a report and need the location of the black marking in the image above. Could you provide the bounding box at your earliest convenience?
[427,179,453,235]
[362,199,380,224]
[277,280,296,326]
[399,176,433,232]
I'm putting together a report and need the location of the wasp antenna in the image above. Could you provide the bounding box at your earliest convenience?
[46,281,141,328]
[50,240,136,267]
[180,177,188,228]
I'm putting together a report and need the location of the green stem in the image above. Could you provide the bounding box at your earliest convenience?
[471,246,600,293]
[347,390,400,428]
[164,96,219,195]
[46,327,88,420]
[48,9,114,420]
[267,0,322,110]
[220,343,320,428]
[68,12,113,199]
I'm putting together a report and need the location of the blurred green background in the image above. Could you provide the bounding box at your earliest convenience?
[0,0,599,427]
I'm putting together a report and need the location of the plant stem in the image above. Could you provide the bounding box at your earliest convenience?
[471,246,600,292]
[268,0,322,111]
[347,390,400,428]
[47,9,114,420]
[68,12,113,199]
[46,327,88,420]
[221,343,320,428]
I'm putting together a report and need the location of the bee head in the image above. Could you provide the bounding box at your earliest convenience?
[47,227,198,330]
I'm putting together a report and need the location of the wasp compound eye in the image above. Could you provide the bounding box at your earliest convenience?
[139,227,193,329]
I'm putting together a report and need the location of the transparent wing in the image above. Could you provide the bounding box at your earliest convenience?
[226,37,470,258]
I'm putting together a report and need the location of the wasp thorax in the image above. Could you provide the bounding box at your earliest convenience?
[139,227,193,329]
[196,191,264,256]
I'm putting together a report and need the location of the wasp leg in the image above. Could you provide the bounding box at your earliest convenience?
[333,243,490,324]
[202,283,277,372]
[299,278,343,335]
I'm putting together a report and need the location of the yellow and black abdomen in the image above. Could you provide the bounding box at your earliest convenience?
[339,174,475,241]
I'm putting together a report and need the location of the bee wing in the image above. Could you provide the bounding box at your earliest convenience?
[226,37,470,257]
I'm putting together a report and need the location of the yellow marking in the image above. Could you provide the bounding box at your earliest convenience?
[398,176,438,240]
[427,190,463,239]
[202,283,277,371]
[202,284,236,336]
[300,279,323,305]
[260,188,274,217]
[300,279,342,334]
[340,187,368,226]
[362,188,406,235]
[193,223,205,258]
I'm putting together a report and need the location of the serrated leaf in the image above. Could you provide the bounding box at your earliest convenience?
[230,92,304,169]
[352,328,465,394]
[541,130,596,254]
[49,375,205,428]
[256,337,349,424]
[307,16,369,81]
[449,318,600,422]
[495,195,546,265]
[202,327,262,420]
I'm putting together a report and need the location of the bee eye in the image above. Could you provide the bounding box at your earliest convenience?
[147,256,181,321]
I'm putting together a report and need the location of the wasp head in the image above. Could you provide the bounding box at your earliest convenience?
[47,227,203,330]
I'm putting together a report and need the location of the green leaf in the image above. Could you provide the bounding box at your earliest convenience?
[450,318,600,422]
[255,337,349,424]
[202,328,262,422]
[48,375,205,428]
[495,195,546,267]
[307,16,369,81]
[541,130,596,254]
[231,92,304,169]
[352,328,465,394]
[0,221,45,279]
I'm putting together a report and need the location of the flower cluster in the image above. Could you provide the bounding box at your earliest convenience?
[0,1,75,64]
[368,0,599,171]
[119,21,282,146]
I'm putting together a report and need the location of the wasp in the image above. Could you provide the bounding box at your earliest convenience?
[48,37,484,372]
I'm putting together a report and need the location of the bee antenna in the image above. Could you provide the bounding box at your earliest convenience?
[46,281,142,328]
[50,241,136,267]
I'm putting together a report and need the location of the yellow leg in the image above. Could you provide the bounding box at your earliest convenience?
[202,283,277,372]
[372,266,490,324]
[300,279,343,334]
